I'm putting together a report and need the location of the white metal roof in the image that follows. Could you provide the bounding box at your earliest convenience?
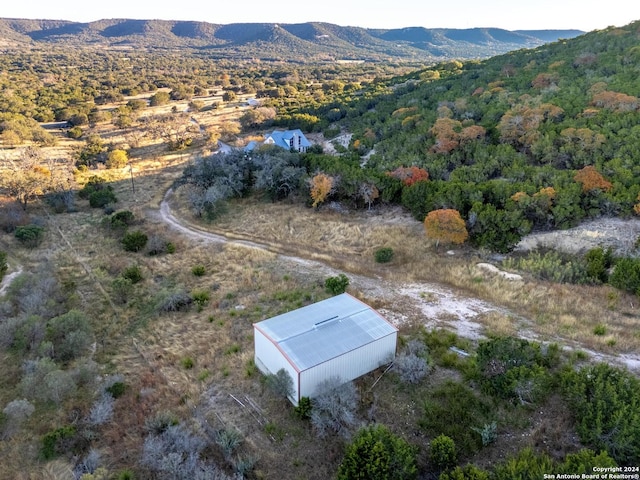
[254,293,397,371]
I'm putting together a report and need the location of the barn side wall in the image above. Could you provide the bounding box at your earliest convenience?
[254,328,300,405]
[299,332,397,399]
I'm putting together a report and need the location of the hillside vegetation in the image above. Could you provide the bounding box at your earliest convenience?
[0,16,639,480]
[0,17,582,61]
[298,21,640,253]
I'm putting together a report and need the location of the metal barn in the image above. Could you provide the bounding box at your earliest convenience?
[253,293,398,405]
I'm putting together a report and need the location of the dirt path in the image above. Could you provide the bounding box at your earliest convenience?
[0,264,23,296]
[158,188,640,372]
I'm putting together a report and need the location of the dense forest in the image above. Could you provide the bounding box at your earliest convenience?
[288,21,640,252]
[0,16,639,480]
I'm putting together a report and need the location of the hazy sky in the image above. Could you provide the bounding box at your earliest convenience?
[2,0,639,31]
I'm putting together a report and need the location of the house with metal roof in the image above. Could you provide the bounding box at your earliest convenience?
[247,129,311,153]
[253,293,398,405]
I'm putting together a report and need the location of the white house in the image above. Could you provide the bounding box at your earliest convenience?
[253,293,398,405]
[245,129,312,153]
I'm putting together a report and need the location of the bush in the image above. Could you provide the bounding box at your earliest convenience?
[87,394,115,426]
[562,363,640,463]
[474,336,555,403]
[337,424,418,480]
[41,425,77,460]
[46,310,93,362]
[420,381,492,457]
[310,377,359,438]
[181,357,194,369]
[502,249,591,284]
[325,273,350,295]
[122,230,148,252]
[106,149,128,169]
[89,189,117,208]
[110,210,135,229]
[430,434,457,470]
[374,247,395,263]
[67,126,83,139]
[156,289,193,313]
[191,290,210,308]
[191,265,206,276]
[439,464,490,480]
[265,368,294,399]
[111,277,132,304]
[215,428,242,461]
[294,396,312,420]
[609,257,640,295]
[0,251,7,281]
[122,265,143,284]
[105,381,127,398]
[14,225,44,248]
[146,234,172,256]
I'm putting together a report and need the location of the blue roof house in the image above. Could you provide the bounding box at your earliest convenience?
[253,293,398,405]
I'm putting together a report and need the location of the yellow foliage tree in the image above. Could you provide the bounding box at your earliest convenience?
[424,209,468,247]
[310,173,334,208]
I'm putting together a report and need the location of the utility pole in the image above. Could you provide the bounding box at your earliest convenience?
[129,164,135,197]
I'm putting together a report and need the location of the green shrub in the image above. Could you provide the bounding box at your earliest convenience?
[562,363,640,463]
[46,310,92,362]
[374,247,394,263]
[122,230,148,252]
[338,424,417,480]
[430,434,457,470]
[294,396,312,420]
[106,381,127,398]
[420,381,492,457]
[609,257,640,295]
[14,224,44,248]
[325,273,349,295]
[192,290,210,308]
[439,464,490,480]
[584,246,613,283]
[474,336,556,402]
[0,251,7,281]
[122,265,143,284]
[593,324,607,336]
[111,276,132,304]
[110,210,135,228]
[67,126,83,139]
[166,242,176,254]
[89,189,117,208]
[502,249,591,284]
[41,425,77,460]
[181,357,195,369]
[492,448,554,480]
[191,265,206,276]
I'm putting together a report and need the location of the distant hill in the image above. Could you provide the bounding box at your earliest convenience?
[0,18,584,61]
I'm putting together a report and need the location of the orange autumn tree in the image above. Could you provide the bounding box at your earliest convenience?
[574,166,612,193]
[424,209,468,247]
[309,173,334,208]
[386,166,429,187]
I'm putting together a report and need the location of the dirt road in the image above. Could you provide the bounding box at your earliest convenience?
[158,188,640,372]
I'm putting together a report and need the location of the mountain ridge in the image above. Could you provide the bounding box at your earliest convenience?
[0,17,584,61]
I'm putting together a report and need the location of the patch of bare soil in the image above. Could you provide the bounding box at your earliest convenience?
[517,217,640,256]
